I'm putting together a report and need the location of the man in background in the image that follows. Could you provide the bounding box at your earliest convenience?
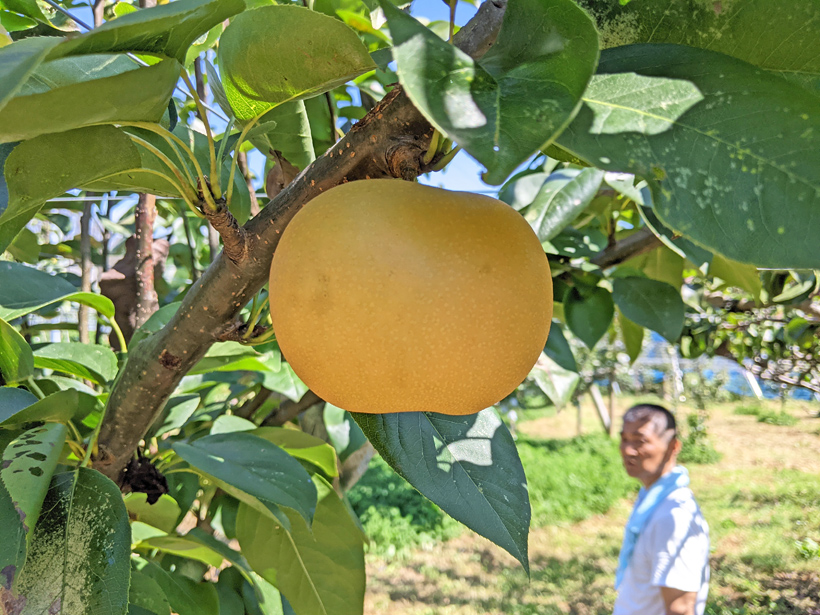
[613,404,711,615]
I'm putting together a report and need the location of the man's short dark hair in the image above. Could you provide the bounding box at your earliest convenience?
[622,403,677,441]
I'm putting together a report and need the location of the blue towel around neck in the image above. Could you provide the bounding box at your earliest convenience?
[615,465,690,589]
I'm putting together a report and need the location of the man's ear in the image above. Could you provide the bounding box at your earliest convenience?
[671,437,682,457]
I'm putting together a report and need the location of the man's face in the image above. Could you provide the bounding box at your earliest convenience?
[619,419,675,484]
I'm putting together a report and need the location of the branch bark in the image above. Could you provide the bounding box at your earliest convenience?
[94,0,509,480]
[591,227,662,269]
[134,193,159,328]
[78,200,93,343]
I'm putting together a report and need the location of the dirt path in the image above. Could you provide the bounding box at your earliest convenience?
[363,399,820,615]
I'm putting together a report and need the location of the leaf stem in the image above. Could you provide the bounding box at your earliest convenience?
[181,71,221,198]
[108,317,129,353]
[26,377,45,400]
[81,399,110,468]
[242,292,269,340]
[126,134,199,204]
[226,116,261,207]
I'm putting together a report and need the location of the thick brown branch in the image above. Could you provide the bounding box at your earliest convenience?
[202,198,247,264]
[591,227,662,269]
[95,0,509,481]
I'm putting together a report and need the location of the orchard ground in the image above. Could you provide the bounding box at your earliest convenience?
[362,396,820,615]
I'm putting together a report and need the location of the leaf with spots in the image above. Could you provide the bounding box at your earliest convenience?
[555,44,820,269]
[380,0,599,184]
[0,389,96,427]
[0,465,26,593]
[0,422,66,536]
[577,0,820,93]
[11,468,131,614]
[352,408,531,573]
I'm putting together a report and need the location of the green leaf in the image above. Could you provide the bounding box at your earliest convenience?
[352,408,531,573]
[6,226,39,263]
[381,0,598,184]
[612,276,684,343]
[249,101,316,172]
[0,37,58,113]
[543,320,577,373]
[1,0,45,22]
[11,469,131,613]
[637,202,712,268]
[1,422,66,534]
[564,285,614,348]
[130,302,179,347]
[555,44,820,269]
[33,342,118,385]
[0,262,116,321]
[0,476,26,591]
[49,0,245,63]
[629,244,684,289]
[218,5,375,121]
[185,527,253,578]
[617,308,644,364]
[0,315,31,383]
[0,55,180,143]
[133,557,219,615]
[236,478,364,615]
[530,353,579,409]
[211,415,256,434]
[709,254,762,302]
[138,535,225,568]
[253,427,339,478]
[260,363,308,402]
[323,404,367,463]
[173,432,317,529]
[0,126,141,253]
[124,493,181,534]
[190,341,279,374]
[0,389,95,426]
[151,394,200,437]
[129,566,173,615]
[582,0,820,92]
[521,168,605,241]
[0,386,36,419]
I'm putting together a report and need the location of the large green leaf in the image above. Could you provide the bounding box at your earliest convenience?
[218,5,374,121]
[0,476,26,591]
[530,353,579,410]
[11,469,131,614]
[543,320,577,373]
[124,493,181,534]
[564,285,614,348]
[33,342,118,385]
[323,403,367,463]
[0,55,180,143]
[260,363,308,402]
[1,422,66,535]
[709,254,762,302]
[612,276,684,343]
[1,0,45,22]
[556,44,820,269]
[617,308,644,364]
[0,315,31,383]
[381,0,598,185]
[137,535,224,568]
[129,566,173,615]
[48,0,245,63]
[133,558,219,615]
[0,261,117,320]
[173,432,317,529]
[0,386,36,420]
[0,126,141,253]
[520,168,605,241]
[249,101,316,172]
[253,427,338,478]
[0,36,58,112]
[580,0,820,92]
[0,389,95,426]
[352,408,531,573]
[236,478,364,615]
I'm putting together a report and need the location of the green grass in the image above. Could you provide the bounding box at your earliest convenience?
[733,403,763,416]
[516,433,637,527]
[756,410,799,426]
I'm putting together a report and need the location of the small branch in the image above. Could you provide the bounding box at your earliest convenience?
[262,391,323,427]
[134,193,159,328]
[200,198,247,264]
[181,210,200,282]
[591,227,662,269]
[79,199,93,343]
[236,151,260,216]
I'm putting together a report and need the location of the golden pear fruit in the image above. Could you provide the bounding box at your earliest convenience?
[269,179,553,415]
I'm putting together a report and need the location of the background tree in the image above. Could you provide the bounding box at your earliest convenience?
[0,0,818,612]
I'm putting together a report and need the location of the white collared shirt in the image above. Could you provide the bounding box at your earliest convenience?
[613,487,710,615]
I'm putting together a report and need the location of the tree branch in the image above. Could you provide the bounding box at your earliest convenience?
[262,391,323,427]
[134,193,159,328]
[591,227,662,269]
[94,0,510,480]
